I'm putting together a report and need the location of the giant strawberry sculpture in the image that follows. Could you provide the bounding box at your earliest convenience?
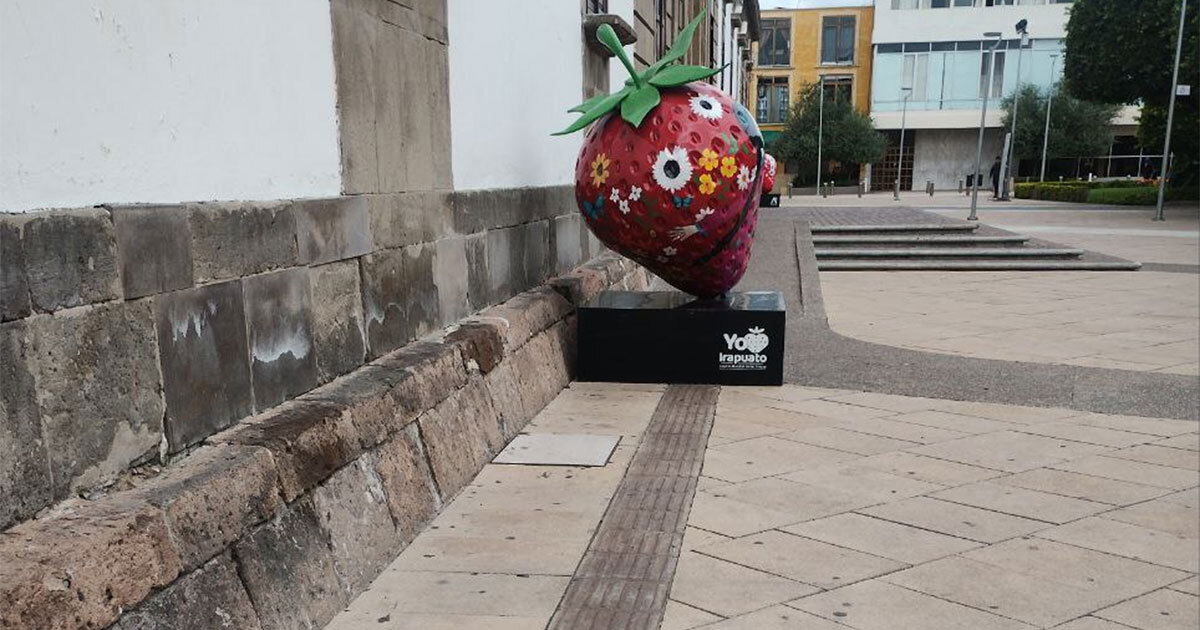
[762,153,777,193]
[555,15,763,298]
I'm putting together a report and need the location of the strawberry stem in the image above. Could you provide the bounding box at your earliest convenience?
[597,24,642,89]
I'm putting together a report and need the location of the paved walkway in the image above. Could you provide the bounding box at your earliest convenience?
[328,383,1198,629]
[819,205,1199,377]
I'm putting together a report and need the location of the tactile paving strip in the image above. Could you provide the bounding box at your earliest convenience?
[548,384,719,630]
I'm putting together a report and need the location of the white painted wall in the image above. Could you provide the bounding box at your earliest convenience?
[0,0,343,213]
[872,2,1071,44]
[448,0,584,191]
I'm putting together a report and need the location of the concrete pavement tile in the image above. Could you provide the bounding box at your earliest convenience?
[776,426,918,455]
[424,506,601,540]
[390,534,590,575]
[698,530,906,589]
[772,398,898,421]
[1051,616,1148,630]
[821,391,944,413]
[884,555,1108,627]
[1052,456,1198,489]
[682,526,731,552]
[1036,517,1199,572]
[787,580,1034,630]
[1170,576,1199,596]
[717,404,843,430]
[686,492,807,538]
[856,451,1004,486]
[778,464,943,503]
[782,513,982,564]
[888,410,1021,435]
[1094,589,1199,630]
[1154,433,1200,451]
[660,600,722,630]
[1101,499,1200,538]
[836,415,973,444]
[708,417,786,446]
[909,431,1110,473]
[1015,423,1156,448]
[996,468,1170,506]
[930,481,1110,524]
[701,605,845,629]
[930,401,1084,424]
[1107,444,1199,470]
[329,613,547,630]
[696,475,730,491]
[1159,487,1199,507]
[1069,413,1199,438]
[706,477,873,523]
[331,570,569,620]
[859,497,1047,543]
[702,437,855,483]
[964,538,1188,601]
[668,552,817,618]
[727,385,842,405]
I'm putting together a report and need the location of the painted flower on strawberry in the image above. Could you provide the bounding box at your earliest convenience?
[555,14,764,298]
[762,152,777,193]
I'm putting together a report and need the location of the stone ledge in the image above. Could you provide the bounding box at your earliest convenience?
[0,255,647,630]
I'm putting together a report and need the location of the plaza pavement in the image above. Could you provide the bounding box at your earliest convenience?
[328,195,1197,629]
[329,382,1198,629]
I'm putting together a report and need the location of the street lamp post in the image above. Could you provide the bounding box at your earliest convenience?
[1002,20,1030,200]
[895,87,912,201]
[817,75,825,197]
[969,32,1004,222]
[1040,53,1058,182]
[1154,0,1188,222]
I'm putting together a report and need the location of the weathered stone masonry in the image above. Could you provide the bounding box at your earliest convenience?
[0,249,648,630]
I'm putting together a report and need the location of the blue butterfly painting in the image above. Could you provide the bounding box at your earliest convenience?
[582,194,604,220]
[672,195,693,209]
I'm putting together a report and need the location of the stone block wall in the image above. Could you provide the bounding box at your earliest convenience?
[0,187,603,532]
[0,254,650,629]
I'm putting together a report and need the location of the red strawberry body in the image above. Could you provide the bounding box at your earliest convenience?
[573,82,763,298]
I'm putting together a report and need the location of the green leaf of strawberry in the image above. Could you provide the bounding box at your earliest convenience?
[554,12,713,135]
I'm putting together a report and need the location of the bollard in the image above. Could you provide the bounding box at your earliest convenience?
[828,181,835,196]
[857,181,864,197]
[893,179,900,201]
[958,179,964,194]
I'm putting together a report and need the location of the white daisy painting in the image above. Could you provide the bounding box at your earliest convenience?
[689,94,724,120]
[651,147,693,192]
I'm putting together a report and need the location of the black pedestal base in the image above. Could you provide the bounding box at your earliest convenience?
[577,291,786,386]
[761,193,781,207]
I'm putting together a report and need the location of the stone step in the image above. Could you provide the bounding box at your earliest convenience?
[814,248,1086,258]
[809,223,979,233]
[817,260,1142,271]
[813,235,1031,247]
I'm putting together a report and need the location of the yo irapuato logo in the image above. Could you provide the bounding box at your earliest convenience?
[718,327,769,371]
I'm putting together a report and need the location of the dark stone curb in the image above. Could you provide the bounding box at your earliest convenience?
[0,253,647,630]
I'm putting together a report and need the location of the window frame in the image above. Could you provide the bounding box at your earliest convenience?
[755,76,790,124]
[757,18,792,67]
[820,15,857,66]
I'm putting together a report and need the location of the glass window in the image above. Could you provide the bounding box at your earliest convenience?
[821,16,856,64]
[931,0,951,7]
[904,42,931,52]
[979,50,1005,98]
[956,40,983,50]
[755,77,789,123]
[891,0,920,8]
[758,19,791,66]
[878,43,903,53]
[902,53,929,100]
[954,0,975,6]
[931,42,956,51]
[821,76,853,103]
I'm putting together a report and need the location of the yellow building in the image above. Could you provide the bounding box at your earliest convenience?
[749,1,875,189]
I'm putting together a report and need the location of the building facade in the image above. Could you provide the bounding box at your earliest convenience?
[869,0,1138,191]
[749,0,876,189]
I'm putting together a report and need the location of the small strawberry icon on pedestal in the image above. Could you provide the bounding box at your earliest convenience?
[744,327,769,353]
[554,14,764,298]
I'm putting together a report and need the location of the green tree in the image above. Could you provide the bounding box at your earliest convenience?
[1000,84,1119,165]
[1064,0,1198,184]
[771,82,886,185]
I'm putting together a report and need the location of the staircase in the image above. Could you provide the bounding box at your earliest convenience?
[810,223,1142,271]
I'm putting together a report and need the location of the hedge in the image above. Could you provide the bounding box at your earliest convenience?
[1086,186,1158,205]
